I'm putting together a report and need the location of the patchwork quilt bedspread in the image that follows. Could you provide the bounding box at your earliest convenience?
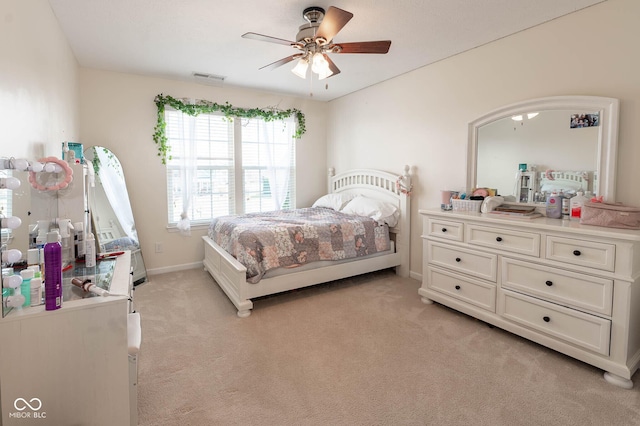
[208,207,391,283]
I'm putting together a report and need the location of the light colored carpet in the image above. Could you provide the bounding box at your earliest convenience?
[134,268,640,426]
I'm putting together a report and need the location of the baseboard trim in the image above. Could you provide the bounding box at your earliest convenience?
[409,270,422,282]
[147,261,203,276]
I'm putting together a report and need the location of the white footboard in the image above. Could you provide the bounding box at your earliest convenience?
[202,236,253,317]
[203,236,401,317]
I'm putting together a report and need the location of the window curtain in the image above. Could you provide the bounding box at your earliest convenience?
[94,148,138,243]
[259,118,295,209]
[175,110,198,236]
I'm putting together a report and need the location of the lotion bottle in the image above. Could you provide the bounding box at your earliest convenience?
[19,269,33,307]
[44,231,63,310]
[545,192,562,219]
[570,191,587,220]
[85,232,96,268]
[30,276,43,307]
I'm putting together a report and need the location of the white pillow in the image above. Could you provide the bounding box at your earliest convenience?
[312,193,357,211]
[341,196,400,227]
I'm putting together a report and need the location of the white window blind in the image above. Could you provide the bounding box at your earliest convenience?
[165,109,296,225]
[0,171,14,243]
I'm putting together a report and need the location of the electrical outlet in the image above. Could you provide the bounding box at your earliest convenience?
[155,242,163,253]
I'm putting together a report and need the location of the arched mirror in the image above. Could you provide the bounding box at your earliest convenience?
[467,96,619,203]
[84,147,147,285]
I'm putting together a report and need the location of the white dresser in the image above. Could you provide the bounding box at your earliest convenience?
[419,208,640,388]
[0,253,139,425]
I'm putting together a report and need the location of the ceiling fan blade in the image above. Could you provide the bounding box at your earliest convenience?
[242,32,296,46]
[259,53,304,71]
[316,6,353,42]
[324,54,341,78]
[333,41,392,54]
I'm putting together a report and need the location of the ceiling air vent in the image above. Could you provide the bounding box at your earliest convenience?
[192,72,226,86]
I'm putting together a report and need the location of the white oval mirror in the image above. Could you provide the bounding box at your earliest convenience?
[467,96,619,203]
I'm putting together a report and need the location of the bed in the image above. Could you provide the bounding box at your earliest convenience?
[202,166,412,317]
[95,225,147,285]
[538,170,596,195]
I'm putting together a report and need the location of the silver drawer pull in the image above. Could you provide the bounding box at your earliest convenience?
[543,316,551,323]
[496,236,503,242]
[573,250,581,256]
[455,285,461,290]
[455,257,461,262]
[545,280,553,287]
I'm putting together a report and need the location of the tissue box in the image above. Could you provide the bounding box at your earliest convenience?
[580,201,640,229]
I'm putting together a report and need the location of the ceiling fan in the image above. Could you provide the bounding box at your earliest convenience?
[242,6,391,80]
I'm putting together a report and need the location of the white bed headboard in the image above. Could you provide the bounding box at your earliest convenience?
[327,166,412,277]
[538,170,595,194]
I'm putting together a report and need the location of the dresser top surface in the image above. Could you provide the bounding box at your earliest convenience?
[419,208,640,242]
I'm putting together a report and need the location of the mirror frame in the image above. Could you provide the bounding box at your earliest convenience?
[467,96,620,202]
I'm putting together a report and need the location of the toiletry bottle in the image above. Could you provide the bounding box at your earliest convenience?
[30,276,42,307]
[74,222,85,261]
[570,191,587,220]
[44,231,63,310]
[29,224,37,249]
[546,192,562,219]
[27,248,40,269]
[39,248,45,283]
[58,219,74,263]
[19,269,33,307]
[561,191,572,220]
[35,220,50,249]
[85,232,96,268]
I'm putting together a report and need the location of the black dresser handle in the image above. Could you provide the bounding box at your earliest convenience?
[543,316,551,323]
[496,237,503,242]
[455,257,461,262]
[545,280,553,287]
[455,285,461,290]
[573,250,582,256]
[442,227,447,233]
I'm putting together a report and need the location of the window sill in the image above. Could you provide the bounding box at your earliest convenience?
[165,222,210,233]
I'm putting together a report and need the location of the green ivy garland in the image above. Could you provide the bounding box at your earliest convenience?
[153,94,306,164]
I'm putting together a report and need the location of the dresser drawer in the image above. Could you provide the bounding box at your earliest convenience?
[501,258,613,316]
[499,290,611,356]
[427,266,496,311]
[466,224,540,257]
[427,241,497,282]
[545,236,615,272]
[426,218,463,241]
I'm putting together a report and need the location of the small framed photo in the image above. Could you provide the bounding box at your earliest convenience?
[570,112,599,128]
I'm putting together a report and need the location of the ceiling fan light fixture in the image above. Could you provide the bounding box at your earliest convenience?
[291,58,309,79]
[311,52,328,73]
[317,68,333,80]
[245,6,390,83]
[312,52,333,79]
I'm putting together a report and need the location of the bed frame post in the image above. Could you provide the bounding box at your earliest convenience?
[394,165,411,277]
[327,167,335,193]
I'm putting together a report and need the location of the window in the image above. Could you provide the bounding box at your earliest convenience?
[165,110,296,225]
[0,171,14,244]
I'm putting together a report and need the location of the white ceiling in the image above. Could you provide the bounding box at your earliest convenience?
[48,0,605,102]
